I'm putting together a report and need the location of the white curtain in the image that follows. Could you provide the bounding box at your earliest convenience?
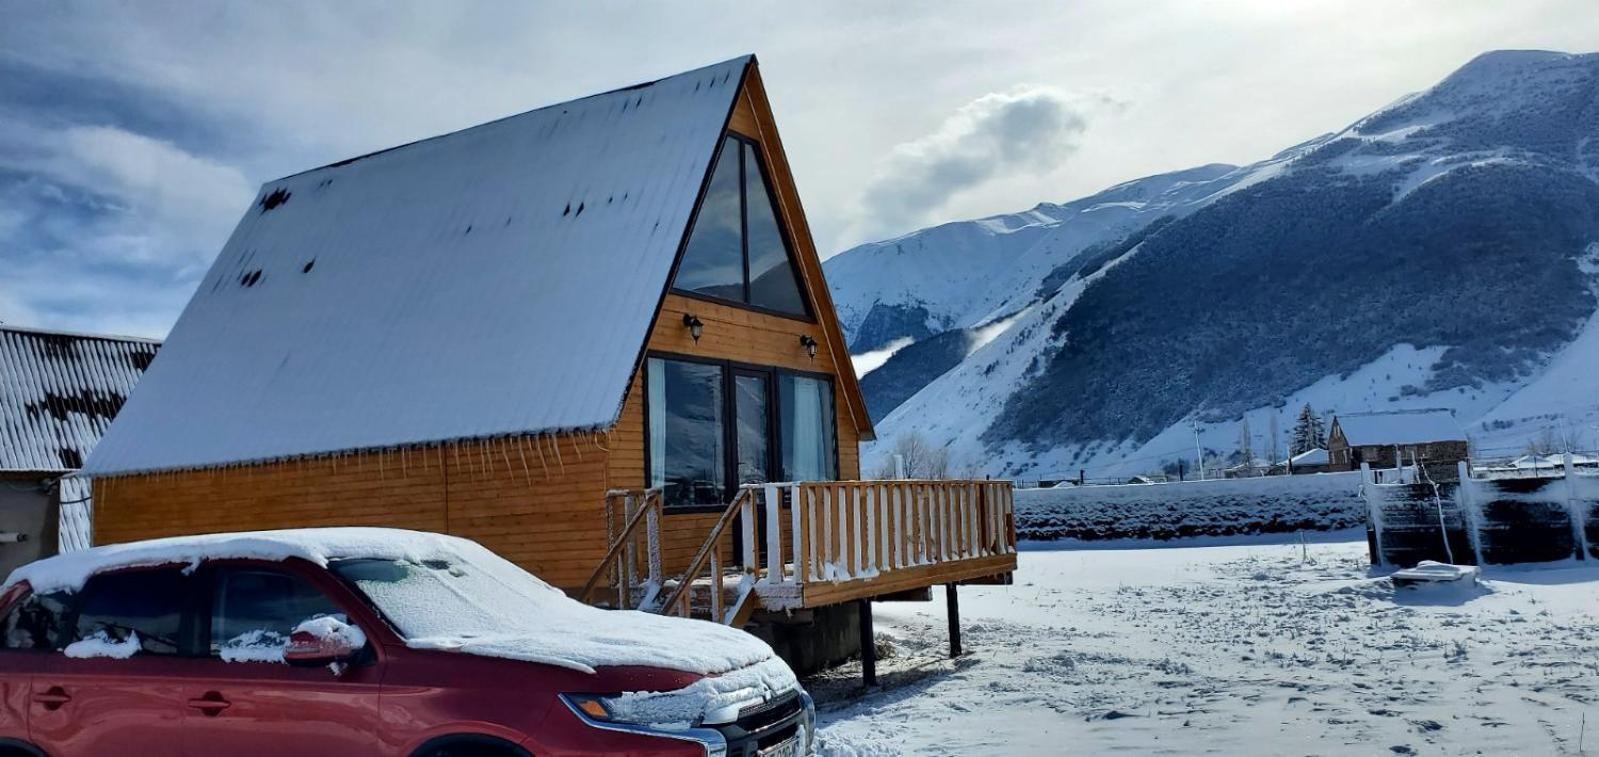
[785,376,836,482]
[647,358,666,489]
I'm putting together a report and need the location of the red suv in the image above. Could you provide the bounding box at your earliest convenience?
[0,528,813,757]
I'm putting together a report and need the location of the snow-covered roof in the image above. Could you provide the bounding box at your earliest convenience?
[0,325,159,473]
[1333,409,1464,446]
[83,57,753,477]
[1290,448,1329,465]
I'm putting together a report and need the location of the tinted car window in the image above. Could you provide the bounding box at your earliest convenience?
[73,568,190,656]
[1,592,71,651]
[211,568,345,661]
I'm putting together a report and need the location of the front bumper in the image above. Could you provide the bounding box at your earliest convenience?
[561,689,815,756]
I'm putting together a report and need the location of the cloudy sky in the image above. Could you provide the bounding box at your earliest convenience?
[2,1,1595,338]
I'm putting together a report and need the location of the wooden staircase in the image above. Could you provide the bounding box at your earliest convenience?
[578,488,761,627]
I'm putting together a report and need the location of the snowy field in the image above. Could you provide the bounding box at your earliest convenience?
[811,534,1599,755]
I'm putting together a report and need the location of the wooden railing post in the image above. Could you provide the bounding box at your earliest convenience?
[619,491,636,610]
[764,484,783,583]
[741,488,758,577]
[646,493,662,590]
[790,484,806,585]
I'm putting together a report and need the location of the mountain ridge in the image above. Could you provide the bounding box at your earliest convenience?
[825,49,1599,478]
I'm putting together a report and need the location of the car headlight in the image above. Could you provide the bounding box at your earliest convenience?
[561,693,627,723]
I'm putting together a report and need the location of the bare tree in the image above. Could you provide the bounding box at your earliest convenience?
[1268,414,1281,466]
[873,432,951,479]
[1236,416,1255,472]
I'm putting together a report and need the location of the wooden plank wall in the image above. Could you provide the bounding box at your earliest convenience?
[93,433,614,590]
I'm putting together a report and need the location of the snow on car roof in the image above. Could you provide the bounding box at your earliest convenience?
[2,526,784,682]
[82,56,751,477]
[4,526,480,595]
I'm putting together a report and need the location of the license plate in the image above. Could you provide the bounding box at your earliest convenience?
[760,736,801,757]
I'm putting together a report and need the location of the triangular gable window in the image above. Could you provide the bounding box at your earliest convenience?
[673,136,809,317]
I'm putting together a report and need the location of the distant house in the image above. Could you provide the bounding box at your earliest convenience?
[82,56,1016,673]
[1277,447,1332,475]
[0,325,158,576]
[1326,409,1468,480]
[1223,456,1274,479]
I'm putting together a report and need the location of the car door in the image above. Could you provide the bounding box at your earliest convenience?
[181,561,385,757]
[28,565,198,756]
[0,584,69,748]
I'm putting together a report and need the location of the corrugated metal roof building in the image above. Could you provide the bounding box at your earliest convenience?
[0,325,159,559]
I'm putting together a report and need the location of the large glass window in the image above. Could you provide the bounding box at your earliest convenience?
[72,568,190,656]
[648,357,838,508]
[649,358,728,508]
[210,568,346,662]
[672,144,744,301]
[673,136,809,317]
[780,375,838,482]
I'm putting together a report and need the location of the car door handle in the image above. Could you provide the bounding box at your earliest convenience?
[187,692,231,716]
[32,687,70,710]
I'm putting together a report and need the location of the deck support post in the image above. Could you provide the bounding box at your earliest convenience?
[946,582,962,658]
[858,598,877,687]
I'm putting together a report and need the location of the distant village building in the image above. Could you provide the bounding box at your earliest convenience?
[1279,448,1330,473]
[1326,409,1468,481]
[0,325,158,576]
[1272,447,1332,475]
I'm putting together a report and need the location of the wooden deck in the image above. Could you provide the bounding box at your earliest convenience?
[581,480,1017,625]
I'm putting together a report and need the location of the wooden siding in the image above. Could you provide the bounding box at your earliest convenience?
[93,433,615,590]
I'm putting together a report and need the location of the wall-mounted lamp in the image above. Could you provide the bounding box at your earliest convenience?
[683,314,704,343]
[799,334,818,360]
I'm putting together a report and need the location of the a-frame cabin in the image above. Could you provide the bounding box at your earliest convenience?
[83,56,1015,671]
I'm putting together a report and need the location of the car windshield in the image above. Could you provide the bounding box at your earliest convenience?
[329,554,566,642]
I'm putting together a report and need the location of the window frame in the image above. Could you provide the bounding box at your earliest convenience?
[62,564,206,658]
[670,133,815,323]
[194,559,380,667]
[644,352,840,513]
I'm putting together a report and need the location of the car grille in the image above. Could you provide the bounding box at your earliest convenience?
[717,691,804,756]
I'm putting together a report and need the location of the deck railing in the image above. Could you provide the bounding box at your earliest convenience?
[578,488,663,609]
[752,479,1015,588]
[656,487,757,623]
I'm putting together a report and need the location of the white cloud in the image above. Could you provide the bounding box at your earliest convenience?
[851,86,1115,241]
[0,288,41,328]
[45,126,256,264]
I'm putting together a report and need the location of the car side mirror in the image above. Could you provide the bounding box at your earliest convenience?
[283,616,365,668]
[283,630,356,666]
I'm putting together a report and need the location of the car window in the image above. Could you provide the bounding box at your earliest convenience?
[211,567,347,662]
[1,591,71,651]
[71,568,190,657]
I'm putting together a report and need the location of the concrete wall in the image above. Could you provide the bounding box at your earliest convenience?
[0,473,59,577]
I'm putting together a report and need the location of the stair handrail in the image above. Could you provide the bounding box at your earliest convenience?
[657,487,754,619]
[578,488,663,607]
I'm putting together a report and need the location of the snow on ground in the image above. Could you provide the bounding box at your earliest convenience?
[811,535,1599,755]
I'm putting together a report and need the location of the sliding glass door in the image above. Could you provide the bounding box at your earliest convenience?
[646,356,836,511]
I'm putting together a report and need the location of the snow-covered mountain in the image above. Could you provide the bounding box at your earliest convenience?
[825,49,1599,479]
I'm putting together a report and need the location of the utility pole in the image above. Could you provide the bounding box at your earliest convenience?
[1193,418,1206,480]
